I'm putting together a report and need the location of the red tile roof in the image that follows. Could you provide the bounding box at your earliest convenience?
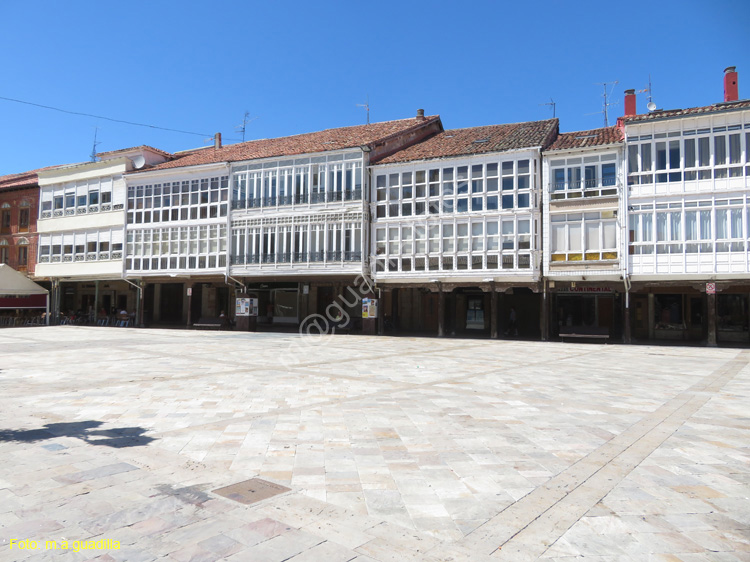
[0,166,56,190]
[139,116,441,172]
[547,127,623,151]
[97,145,173,159]
[373,119,559,165]
[622,99,750,123]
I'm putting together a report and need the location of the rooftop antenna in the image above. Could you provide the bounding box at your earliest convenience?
[638,74,656,111]
[90,126,101,162]
[594,81,619,126]
[236,111,258,142]
[539,98,556,118]
[356,95,370,125]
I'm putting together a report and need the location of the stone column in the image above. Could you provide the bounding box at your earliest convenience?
[437,283,445,337]
[153,283,162,322]
[186,283,193,328]
[137,280,145,328]
[647,292,655,340]
[623,289,632,344]
[490,281,498,339]
[94,281,100,317]
[707,291,717,347]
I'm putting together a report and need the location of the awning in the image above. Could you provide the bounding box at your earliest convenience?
[0,264,48,309]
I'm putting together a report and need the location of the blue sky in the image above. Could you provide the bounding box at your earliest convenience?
[1,0,749,176]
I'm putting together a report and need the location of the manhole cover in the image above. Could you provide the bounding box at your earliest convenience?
[212,478,290,505]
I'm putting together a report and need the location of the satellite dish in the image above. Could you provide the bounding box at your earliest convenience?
[132,155,146,169]
[647,101,657,112]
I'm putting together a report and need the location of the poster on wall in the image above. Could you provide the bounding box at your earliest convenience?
[248,298,259,317]
[236,298,250,317]
[362,298,378,319]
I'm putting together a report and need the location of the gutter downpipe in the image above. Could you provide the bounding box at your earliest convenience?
[226,274,246,293]
[623,274,632,344]
[122,277,142,327]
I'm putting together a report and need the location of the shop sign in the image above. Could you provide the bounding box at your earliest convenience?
[362,298,378,319]
[560,287,614,294]
[706,282,716,295]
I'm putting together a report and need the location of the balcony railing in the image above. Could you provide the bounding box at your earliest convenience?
[551,179,618,200]
[42,203,117,219]
[230,249,362,266]
[232,188,363,211]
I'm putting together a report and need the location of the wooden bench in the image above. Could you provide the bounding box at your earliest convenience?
[193,317,224,330]
[559,326,610,342]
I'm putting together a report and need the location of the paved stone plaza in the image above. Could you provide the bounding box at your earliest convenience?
[0,327,748,561]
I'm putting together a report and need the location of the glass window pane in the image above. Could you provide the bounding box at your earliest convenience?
[731,208,743,238]
[716,209,728,239]
[585,222,600,250]
[670,212,681,241]
[684,138,695,168]
[700,211,711,240]
[641,144,652,171]
[669,140,680,169]
[656,213,668,241]
[552,225,565,252]
[698,137,710,167]
[685,211,697,240]
[602,164,616,186]
[642,213,653,242]
[715,136,727,165]
[569,224,582,252]
[628,145,639,174]
[656,142,667,170]
[603,222,616,248]
[729,134,741,164]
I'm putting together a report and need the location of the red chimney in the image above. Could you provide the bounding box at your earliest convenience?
[724,66,738,102]
[624,89,637,117]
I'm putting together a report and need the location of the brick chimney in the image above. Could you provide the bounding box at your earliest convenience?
[214,132,222,149]
[416,108,425,121]
[624,89,637,117]
[724,66,738,102]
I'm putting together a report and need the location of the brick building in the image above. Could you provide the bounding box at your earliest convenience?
[0,168,43,276]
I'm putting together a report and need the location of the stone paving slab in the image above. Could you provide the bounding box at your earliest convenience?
[0,327,748,561]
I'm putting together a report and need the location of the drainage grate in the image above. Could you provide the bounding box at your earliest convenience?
[212,478,290,505]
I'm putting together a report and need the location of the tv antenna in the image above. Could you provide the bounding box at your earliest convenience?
[236,111,258,142]
[356,95,370,125]
[90,126,101,162]
[638,74,656,111]
[539,98,556,118]
[594,81,619,126]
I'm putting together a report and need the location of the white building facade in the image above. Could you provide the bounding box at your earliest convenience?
[541,127,627,340]
[123,160,230,325]
[370,120,558,337]
[35,146,170,320]
[226,114,442,330]
[623,68,750,344]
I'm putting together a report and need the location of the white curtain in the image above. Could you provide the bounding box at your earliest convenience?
[585,222,600,251]
[731,209,743,238]
[716,209,728,239]
[603,222,616,249]
[551,225,565,252]
[656,213,668,242]
[685,211,697,240]
[569,224,582,252]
